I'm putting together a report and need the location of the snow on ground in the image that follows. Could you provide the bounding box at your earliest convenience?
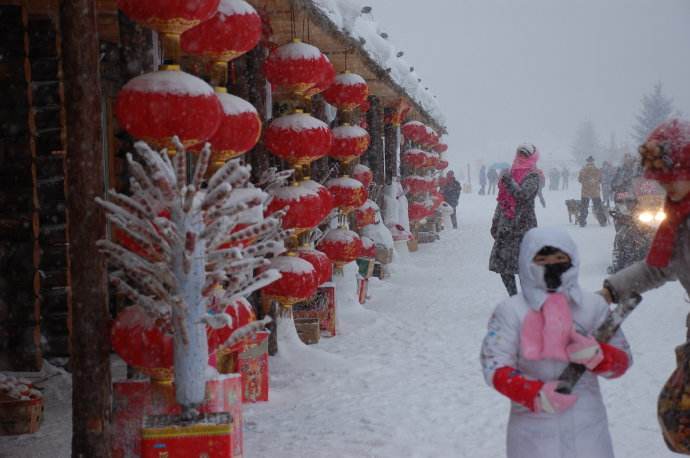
[1,188,687,457]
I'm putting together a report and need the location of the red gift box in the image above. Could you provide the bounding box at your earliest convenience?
[141,412,232,458]
[112,374,243,458]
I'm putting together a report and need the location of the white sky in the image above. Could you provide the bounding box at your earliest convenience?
[366,0,690,170]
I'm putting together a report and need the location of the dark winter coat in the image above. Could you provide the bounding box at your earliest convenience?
[442,178,462,207]
[489,172,540,274]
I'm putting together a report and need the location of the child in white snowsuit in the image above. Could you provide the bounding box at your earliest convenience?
[480,227,632,458]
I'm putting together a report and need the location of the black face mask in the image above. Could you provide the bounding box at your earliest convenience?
[543,262,573,291]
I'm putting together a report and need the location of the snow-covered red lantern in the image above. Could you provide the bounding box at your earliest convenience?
[262,255,318,306]
[206,297,256,351]
[264,39,333,96]
[408,201,434,222]
[353,164,373,188]
[403,175,436,195]
[318,228,363,268]
[266,180,333,234]
[304,54,336,97]
[296,248,333,285]
[330,124,370,163]
[437,159,449,170]
[326,176,368,213]
[355,199,378,228]
[424,152,440,169]
[359,236,377,259]
[402,121,428,144]
[117,0,220,35]
[181,0,261,63]
[194,91,261,165]
[430,191,444,210]
[264,110,333,166]
[433,142,448,154]
[402,149,428,169]
[322,72,369,111]
[115,69,222,149]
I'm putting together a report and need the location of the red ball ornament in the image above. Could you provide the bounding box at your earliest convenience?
[296,248,333,285]
[115,69,222,149]
[262,255,319,306]
[181,0,262,62]
[326,176,368,213]
[264,110,333,166]
[318,228,363,268]
[330,124,370,163]
[264,39,333,96]
[353,164,373,188]
[355,199,378,228]
[322,72,369,111]
[117,0,220,35]
[197,91,261,164]
[266,180,332,233]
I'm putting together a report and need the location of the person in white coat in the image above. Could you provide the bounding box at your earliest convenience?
[480,227,632,458]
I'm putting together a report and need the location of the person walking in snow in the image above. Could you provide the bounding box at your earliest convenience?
[489,144,541,296]
[548,168,560,191]
[577,157,607,227]
[561,167,570,190]
[481,227,632,458]
[487,167,499,195]
[441,170,462,229]
[479,165,487,195]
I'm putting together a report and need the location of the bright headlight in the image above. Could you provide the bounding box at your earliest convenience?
[655,211,667,222]
[638,212,654,223]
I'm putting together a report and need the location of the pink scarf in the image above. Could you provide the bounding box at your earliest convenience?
[520,293,572,362]
[497,149,540,219]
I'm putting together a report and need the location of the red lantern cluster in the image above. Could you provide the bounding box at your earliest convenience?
[264,111,333,166]
[262,255,318,306]
[402,120,439,147]
[181,0,262,62]
[323,72,369,111]
[296,248,333,285]
[330,124,370,164]
[402,149,439,169]
[117,0,220,34]
[353,164,373,188]
[408,201,435,222]
[403,175,438,195]
[318,228,363,267]
[326,176,368,213]
[115,69,222,149]
[355,199,378,228]
[264,39,335,96]
[266,179,333,233]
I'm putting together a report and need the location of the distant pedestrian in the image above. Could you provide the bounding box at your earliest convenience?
[548,168,561,191]
[479,165,487,195]
[601,161,615,206]
[577,156,607,227]
[561,167,570,190]
[489,144,541,296]
[487,167,499,195]
[441,170,462,229]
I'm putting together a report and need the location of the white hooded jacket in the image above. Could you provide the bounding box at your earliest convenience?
[480,227,632,458]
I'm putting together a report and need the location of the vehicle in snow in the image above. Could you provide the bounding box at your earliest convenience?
[607,178,666,274]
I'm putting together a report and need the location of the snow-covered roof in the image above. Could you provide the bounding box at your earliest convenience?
[295,0,446,131]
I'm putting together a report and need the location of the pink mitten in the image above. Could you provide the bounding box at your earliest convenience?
[534,381,578,414]
[566,328,604,370]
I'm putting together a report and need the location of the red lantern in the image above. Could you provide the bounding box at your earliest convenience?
[115,69,222,149]
[359,236,377,259]
[304,54,336,97]
[266,180,332,233]
[437,159,449,170]
[296,248,333,285]
[402,149,428,169]
[330,124,370,163]
[195,92,261,164]
[403,175,436,195]
[317,228,363,267]
[430,191,445,210]
[433,142,448,153]
[322,72,369,111]
[117,0,220,35]
[355,199,378,228]
[402,121,428,144]
[181,0,261,62]
[353,164,373,188]
[264,39,333,96]
[264,111,333,166]
[262,255,318,306]
[408,201,434,222]
[326,176,368,213]
[206,297,256,351]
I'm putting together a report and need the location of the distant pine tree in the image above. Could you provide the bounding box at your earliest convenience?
[571,120,602,164]
[632,82,674,144]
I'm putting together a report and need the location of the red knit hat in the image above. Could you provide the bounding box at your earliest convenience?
[640,118,690,183]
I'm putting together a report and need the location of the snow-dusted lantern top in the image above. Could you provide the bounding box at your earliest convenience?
[264,110,333,166]
[326,176,368,214]
[181,0,262,62]
[115,69,222,150]
[261,255,319,307]
[99,140,285,412]
[353,163,373,188]
[296,248,333,286]
[330,124,371,164]
[402,121,428,144]
[318,228,363,268]
[355,199,379,228]
[264,39,334,96]
[266,179,333,235]
[323,72,369,111]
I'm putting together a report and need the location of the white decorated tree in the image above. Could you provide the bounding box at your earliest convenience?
[97,139,286,416]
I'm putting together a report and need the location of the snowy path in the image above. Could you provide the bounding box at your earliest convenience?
[245,189,688,458]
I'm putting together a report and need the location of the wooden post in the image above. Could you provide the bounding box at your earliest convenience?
[60,0,112,456]
[365,96,385,205]
[384,109,398,186]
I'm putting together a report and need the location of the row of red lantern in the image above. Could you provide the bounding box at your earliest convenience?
[402,121,439,148]
[403,175,439,195]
